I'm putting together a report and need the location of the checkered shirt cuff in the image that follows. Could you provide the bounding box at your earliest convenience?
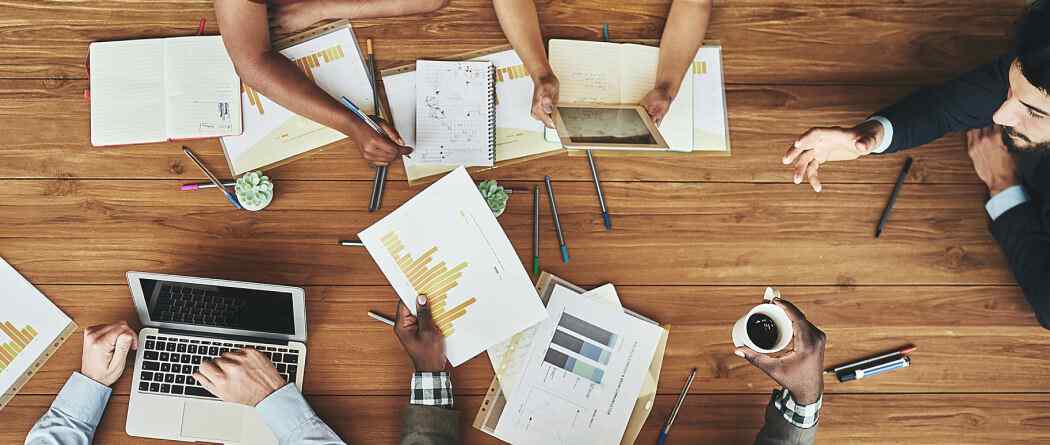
[410,372,454,408]
[772,388,822,429]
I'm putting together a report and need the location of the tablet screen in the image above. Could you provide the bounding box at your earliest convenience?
[558,107,657,145]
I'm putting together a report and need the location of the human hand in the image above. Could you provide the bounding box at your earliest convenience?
[193,349,286,407]
[734,299,827,405]
[783,120,884,192]
[531,73,559,128]
[640,86,673,125]
[966,125,1019,196]
[394,295,448,372]
[270,0,328,35]
[81,322,138,387]
[355,118,413,166]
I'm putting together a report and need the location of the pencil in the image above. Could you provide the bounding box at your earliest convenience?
[338,239,365,247]
[544,176,570,263]
[875,157,913,238]
[532,185,540,275]
[182,146,241,210]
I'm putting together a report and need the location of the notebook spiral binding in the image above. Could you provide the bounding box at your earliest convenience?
[486,64,497,162]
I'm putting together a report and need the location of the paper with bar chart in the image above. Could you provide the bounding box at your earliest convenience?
[0,257,75,401]
[358,167,547,366]
[692,45,730,152]
[494,287,662,445]
[220,24,375,175]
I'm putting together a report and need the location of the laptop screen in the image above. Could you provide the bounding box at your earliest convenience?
[140,278,295,335]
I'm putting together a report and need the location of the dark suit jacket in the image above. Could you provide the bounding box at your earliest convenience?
[754,401,818,445]
[873,52,1050,328]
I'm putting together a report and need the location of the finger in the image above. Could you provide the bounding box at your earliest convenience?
[212,356,238,372]
[806,159,823,193]
[793,151,817,184]
[372,140,401,160]
[774,299,808,324]
[395,300,418,328]
[783,144,808,165]
[734,347,780,373]
[540,95,554,115]
[378,120,407,146]
[97,323,136,349]
[855,134,876,154]
[105,333,135,374]
[415,294,434,334]
[193,371,219,396]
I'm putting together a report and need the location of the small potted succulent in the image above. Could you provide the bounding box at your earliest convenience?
[478,180,510,217]
[235,171,275,212]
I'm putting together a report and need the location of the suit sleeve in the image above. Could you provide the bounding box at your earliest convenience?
[399,405,459,445]
[874,53,1014,154]
[990,202,1050,329]
[754,402,818,445]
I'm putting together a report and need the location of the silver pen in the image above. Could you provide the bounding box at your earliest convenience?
[544,176,569,263]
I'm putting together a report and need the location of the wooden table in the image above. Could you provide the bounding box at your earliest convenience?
[2,1,1048,443]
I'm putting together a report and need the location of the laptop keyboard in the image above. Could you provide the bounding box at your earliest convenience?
[138,334,300,399]
[154,283,246,326]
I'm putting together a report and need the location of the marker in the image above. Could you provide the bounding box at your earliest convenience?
[180,181,235,191]
[840,356,911,382]
[182,146,241,210]
[532,185,540,275]
[544,176,570,263]
[368,311,395,326]
[875,156,913,238]
[338,240,365,247]
[826,345,916,375]
[658,368,697,445]
[587,149,612,230]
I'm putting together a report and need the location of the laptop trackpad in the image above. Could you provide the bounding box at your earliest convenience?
[181,400,244,443]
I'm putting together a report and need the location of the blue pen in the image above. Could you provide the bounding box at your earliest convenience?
[853,356,911,381]
[182,146,240,210]
[544,176,570,263]
[658,368,697,445]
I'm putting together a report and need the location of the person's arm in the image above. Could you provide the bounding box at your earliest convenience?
[734,299,826,445]
[641,0,712,123]
[26,323,138,445]
[966,126,1050,328]
[194,349,348,445]
[492,0,559,127]
[213,0,410,165]
[783,53,1013,192]
[271,0,447,34]
[395,295,459,445]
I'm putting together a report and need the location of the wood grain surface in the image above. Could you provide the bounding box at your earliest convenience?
[0,0,1044,443]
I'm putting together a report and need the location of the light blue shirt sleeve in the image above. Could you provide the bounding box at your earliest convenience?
[986,185,1030,220]
[864,116,894,154]
[255,384,347,445]
[25,372,112,445]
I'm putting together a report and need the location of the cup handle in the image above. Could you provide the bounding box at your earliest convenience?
[763,287,781,303]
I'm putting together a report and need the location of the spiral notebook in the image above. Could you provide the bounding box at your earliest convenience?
[408,60,496,168]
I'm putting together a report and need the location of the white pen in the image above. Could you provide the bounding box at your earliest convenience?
[368,311,395,326]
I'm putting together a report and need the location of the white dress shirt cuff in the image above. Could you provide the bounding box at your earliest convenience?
[51,372,112,427]
[986,185,1030,220]
[255,383,315,440]
[864,116,894,154]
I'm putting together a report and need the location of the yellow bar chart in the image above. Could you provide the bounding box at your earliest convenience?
[292,44,346,82]
[0,321,38,372]
[382,231,476,337]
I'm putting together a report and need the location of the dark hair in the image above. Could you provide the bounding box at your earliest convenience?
[1018,1,1050,92]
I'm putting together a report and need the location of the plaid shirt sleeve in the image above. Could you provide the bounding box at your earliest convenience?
[771,388,822,429]
[410,372,454,408]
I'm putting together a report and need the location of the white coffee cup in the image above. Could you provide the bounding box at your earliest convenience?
[731,287,794,353]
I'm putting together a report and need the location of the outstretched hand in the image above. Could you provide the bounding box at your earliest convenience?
[734,299,827,405]
[784,120,884,192]
[395,295,448,372]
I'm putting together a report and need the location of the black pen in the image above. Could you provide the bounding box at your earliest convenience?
[544,176,570,263]
[875,157,913,238]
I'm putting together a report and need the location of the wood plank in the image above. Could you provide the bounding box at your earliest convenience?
[0,1,1020,84]
[3,393,1049,444]
[0,180,1013,286]
[13,284,1044,397]
[0,79,982,183]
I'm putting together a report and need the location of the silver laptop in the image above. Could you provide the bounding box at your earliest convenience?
[124,272,307,444]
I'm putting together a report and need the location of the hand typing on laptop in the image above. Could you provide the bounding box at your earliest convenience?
[194,349,287,406]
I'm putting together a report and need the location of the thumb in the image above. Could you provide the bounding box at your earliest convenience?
[107,334,134,374]
[416,294,434,334]
[855,135,874,154]
[541,96,554,114]
[734,347,778,373]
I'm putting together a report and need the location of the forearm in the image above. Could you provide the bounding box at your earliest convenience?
[320,0,445,19]
[493,0,553,78]
[256,384,347,445]
[654,0,711,97]
[753,389,820,445]
[25,373,111,445]
[989,197,1050,328]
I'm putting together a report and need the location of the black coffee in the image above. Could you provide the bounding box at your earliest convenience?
[746,313,779,350]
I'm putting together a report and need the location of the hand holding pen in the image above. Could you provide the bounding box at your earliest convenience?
[349,113,412,166]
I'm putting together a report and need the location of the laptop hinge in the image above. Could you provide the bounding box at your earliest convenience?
[156,327,289,345]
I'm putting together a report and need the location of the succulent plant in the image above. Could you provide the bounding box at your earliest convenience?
[478,180,509,216]
[235,171,274,209]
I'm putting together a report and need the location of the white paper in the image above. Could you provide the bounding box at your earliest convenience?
[0,257,73,395]
[410,60,495,167]
[163,36,242,139]
[692,45,729,151]
[220,26,374,174]
[358,168,546,366]
[89,39,167,146]
[494,288,662,445]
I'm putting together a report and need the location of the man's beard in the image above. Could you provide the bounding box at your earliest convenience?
[1001,126,1050,153]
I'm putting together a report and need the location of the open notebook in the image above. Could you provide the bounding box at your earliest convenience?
[407,60,497,169]
[89,36,242,147]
